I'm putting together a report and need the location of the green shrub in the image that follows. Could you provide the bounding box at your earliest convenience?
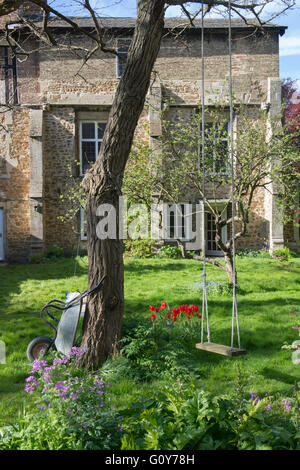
[191,280,233,296]
[29,253,47,264]
[274,247,294,261]
[0,348,123,450]
[236,248,271,258]
[120,384,300,450]
[158,245,182,259]
[45,244,65,259]
[123,239,155,258]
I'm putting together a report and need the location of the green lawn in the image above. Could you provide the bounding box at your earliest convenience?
[0,254,299,425]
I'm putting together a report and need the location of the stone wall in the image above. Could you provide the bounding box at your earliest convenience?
[0,107,31,261]
[0,20,295,261]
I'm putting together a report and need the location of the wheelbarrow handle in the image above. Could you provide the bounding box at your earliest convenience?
[64,274,107,308]
[38,275,107,335]
[86,274,107,297]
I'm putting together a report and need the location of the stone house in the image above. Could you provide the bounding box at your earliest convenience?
[0,4,298,262]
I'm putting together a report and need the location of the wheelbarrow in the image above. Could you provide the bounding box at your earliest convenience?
[26,275,106,362]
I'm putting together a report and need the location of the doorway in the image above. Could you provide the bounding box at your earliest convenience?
[206,210,227,256]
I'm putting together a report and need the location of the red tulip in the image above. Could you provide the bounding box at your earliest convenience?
[149,305,155,311]
[166,314,171,319]
[151,314,156,321]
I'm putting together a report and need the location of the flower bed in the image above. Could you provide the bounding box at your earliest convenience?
[0,347,123,450]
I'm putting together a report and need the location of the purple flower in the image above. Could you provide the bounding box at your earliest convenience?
[53,357,69,366]
[25,376,38,383]
[54,381,66,390]
[282,400,292,411]
[24,376,40,393]
[68,346,84,357]
[264,404,272,410]
[31,359,48,373]
[250,393,260,403]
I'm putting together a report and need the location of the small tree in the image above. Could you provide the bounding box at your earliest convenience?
[148,99,300,284]
[280,79,300,228]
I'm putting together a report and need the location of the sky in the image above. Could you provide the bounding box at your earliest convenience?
[51,0,300,89]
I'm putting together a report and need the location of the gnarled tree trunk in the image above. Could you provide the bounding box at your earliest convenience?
[223,249,236,285]
[79,0,165,369]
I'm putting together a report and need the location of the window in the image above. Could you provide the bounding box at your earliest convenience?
[116,38,131,78]
[80,121,106,174]
[206,209,227,256]
[163,203,191,241]
[204,122,229,175]
[0,46,18,104]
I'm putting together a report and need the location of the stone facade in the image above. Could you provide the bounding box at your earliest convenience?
[0,12,298,262]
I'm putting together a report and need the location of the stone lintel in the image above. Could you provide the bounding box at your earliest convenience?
[47,94,115,106]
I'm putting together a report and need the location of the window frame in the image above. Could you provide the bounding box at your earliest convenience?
[79,120,106,176]
[163,203,191,242]
[0,46,18,105]
[204,121,230,176]
[206,209,227,256]
[116,38,131,79]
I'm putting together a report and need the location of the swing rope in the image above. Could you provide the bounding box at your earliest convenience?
[198,1,244,354]
[200,3,210,344]
[228,0,241,349]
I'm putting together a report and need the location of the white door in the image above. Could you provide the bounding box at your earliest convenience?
[206,211,227,256]
[0,209,4,260]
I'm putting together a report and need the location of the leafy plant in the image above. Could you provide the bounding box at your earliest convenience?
[158,245,182,259]
[123,239,155,258]
[236,248,271,258]
[0,348,123,450]
[274,247,294,261]
[120,382,300,450]
[191,280,233,296]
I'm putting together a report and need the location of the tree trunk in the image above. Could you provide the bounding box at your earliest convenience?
[216,220,237,286]
[177,239,186,258]
[224,250,237,286]
[79,0,165,369]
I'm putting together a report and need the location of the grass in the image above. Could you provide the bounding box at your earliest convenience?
[0,254,299,425]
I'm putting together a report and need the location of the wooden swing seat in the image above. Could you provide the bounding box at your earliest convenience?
[196,342,247,357]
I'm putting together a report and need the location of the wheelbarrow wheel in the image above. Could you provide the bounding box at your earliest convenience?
[27,336,53,362]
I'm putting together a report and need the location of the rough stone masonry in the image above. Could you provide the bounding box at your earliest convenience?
[0,10,298,262]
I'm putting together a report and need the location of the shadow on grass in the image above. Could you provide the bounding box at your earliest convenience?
[125,259,195,274]
[261,367,299,386]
